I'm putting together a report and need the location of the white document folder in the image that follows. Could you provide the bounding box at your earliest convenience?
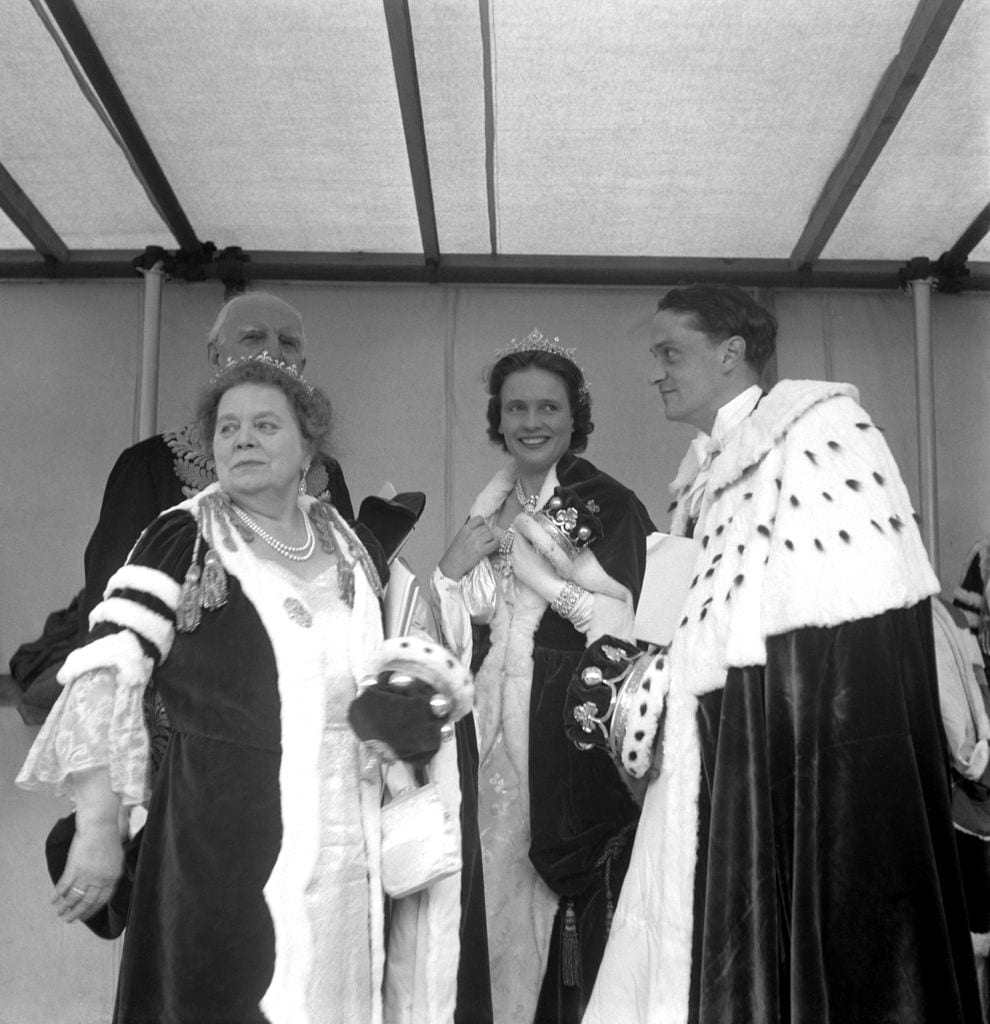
[634,532,701,646]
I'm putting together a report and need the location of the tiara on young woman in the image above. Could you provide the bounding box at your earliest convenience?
[209,350,315,394]
[494,328,591,398]
[495,328,577,361]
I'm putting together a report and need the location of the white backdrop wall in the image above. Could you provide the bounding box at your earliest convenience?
[1,280,988,669]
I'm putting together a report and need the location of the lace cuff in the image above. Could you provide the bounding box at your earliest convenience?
[16,666,151,808]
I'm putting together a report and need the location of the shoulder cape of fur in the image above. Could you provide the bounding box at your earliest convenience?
[626,378,939,776]
[584,380,941,1024]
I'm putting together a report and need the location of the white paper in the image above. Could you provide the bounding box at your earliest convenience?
[634,532,701,646]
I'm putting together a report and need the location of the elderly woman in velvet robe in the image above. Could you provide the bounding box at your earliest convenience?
[19,355,472,1024]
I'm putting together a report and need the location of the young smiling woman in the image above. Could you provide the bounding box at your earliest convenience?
[431,334,656,1024]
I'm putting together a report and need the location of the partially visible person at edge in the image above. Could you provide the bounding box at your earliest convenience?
[567,283,981,1023]
[954,537,990,669]
[952,536,990,979]
[17,354,473,1024]
[430,330,656,1023]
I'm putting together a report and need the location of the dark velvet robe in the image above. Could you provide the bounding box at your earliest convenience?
[691,604,980,1023]
[116,567,283,1022]
[581,381,981,1024]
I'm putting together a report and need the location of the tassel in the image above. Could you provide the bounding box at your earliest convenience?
[200,547,228,610]
[561,899,582,988]
[338,561,355,608]
[175,562,202,633]
[311,506,337,555]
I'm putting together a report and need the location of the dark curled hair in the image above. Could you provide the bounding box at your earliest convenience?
[485,349,593,454]
[196,358,333,457]
[658,283,777,373]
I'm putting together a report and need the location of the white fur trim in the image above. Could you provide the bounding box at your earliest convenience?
[628,381,939,774]
[104,563,181,609]
[469,464,519,520]
[468,463,561,1024]
[179,488,392,1024]
[514,510,576,578]
[58,629,153,690]
[363,635,474,722]
[954,585,983,613]
[90,596,175,662]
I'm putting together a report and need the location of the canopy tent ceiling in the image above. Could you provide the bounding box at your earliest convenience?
[0,0,988,290]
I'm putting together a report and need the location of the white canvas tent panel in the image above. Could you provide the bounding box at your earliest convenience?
[0,0,986,271]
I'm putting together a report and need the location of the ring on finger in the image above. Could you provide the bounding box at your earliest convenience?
[69,886,86,897]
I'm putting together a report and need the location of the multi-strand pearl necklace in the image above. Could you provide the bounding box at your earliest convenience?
[232,504,316,561]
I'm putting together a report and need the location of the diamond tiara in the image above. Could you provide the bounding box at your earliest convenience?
[495,328,577,361]
[494,327,591,398]
[208,350,315,395]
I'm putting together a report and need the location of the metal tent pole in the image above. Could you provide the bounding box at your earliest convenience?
[133,261,164,441]
[908,275,939,576]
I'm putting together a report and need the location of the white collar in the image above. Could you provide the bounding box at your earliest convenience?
[706,383,763,452]
[671,384,763,509]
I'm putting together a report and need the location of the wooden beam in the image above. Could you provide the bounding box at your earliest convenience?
[382,0,440,268]
[0,161,69,262]
[790,0,964,269]
[1,249,988,291]
[39,0,200,252]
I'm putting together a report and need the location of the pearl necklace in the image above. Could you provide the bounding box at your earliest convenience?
[232,504,316,561]
[514,477,540,512]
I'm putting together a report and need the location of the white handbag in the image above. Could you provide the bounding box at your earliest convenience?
[379,781,461,898]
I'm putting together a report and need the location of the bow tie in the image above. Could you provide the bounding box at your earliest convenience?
[689,434,721,471]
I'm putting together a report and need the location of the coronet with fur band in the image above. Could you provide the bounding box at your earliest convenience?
[362,636,474,723]
[567,637,662,763]
[513,486,604,577]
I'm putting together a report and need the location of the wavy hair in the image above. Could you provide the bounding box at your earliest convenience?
[658,283,777,373]
[196,358,332,457]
